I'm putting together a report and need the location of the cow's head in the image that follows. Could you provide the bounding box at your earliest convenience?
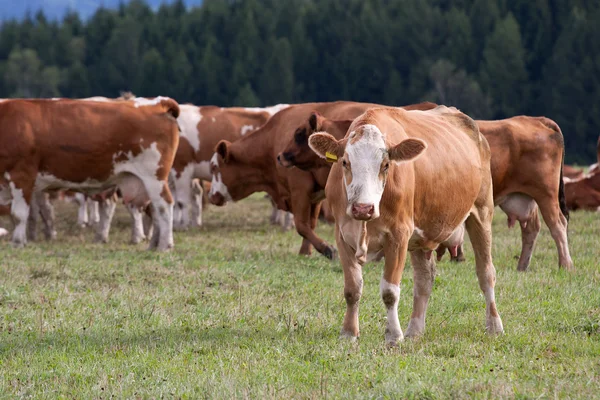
[209,140,268,206]
[309,124,426,220]
[277,112,328,169]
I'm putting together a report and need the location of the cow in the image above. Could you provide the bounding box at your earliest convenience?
[172,104,289,230]
[0,192,56,241]
[308,106,503,346]
[564,171,600,211]
[209,102,439,259]
[279,112,573,271]
[0,98,179,250]
[208,101,387,259]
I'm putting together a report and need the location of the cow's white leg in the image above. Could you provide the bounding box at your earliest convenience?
[143,208,153,240]
[173,166,194,230]
[10,183,30,247]
[147,182,173,251]
[380,277,403,345]
[95,197,116,243]
[126,203,146,244]
[37,192,56,240]
[190,179,203,228]
[88,198,99,226]
[405,249,436,338]
[74,193,88,227]
[336,226,363,341]
[281,211,295,231]
[465,203,504,335]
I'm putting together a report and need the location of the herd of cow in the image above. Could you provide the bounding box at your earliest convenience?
[1,94,599,346]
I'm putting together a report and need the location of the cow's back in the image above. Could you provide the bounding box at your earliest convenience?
[477,116,563,199]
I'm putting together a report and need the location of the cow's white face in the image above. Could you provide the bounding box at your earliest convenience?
[342,125,389,220]
[309,124,427,221]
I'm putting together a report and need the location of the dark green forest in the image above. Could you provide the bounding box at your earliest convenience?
[0,0,598,162]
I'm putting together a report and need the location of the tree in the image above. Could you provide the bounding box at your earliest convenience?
[233,83,260,107]
[479,13,528,118]
[4,47,61,97]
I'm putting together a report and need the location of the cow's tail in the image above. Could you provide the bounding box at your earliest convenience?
[559,151,569,222]
[540,117,569,222]
[159,98,180,119]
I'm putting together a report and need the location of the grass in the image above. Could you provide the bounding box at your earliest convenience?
[0,194,599,399]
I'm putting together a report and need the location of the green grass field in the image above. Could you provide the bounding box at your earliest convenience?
[1,195,599,399]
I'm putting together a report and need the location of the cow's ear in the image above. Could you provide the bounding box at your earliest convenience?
[308,132,344,162]
[388,138,427,162]
[215,140,233,163]
[308,111,325,132]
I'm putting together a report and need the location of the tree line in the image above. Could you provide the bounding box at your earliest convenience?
[0,0,598,162]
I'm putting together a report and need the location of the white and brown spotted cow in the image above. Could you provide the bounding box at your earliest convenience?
[172,104,289,230]
[309,106,503,345]
[0,97,179,250]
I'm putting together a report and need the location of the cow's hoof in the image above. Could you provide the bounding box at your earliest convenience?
[486,317,504,335]
[385,329,404,347]
[340,329,358,342]
[323,246,338,261]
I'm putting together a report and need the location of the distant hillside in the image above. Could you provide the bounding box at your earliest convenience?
[0,0,203,21]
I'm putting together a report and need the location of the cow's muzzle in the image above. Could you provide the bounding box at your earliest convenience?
[351,203,375,220]
[210,192,226,206]
[276,152,294,168]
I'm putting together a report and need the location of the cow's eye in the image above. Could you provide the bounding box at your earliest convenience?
[383,162,390,171]
[342,159,348,168]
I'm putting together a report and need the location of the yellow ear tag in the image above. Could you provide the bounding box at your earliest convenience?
[325,152,338,162]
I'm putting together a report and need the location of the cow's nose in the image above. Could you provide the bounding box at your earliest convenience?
[210,192,225,206]
[351,203,375,220]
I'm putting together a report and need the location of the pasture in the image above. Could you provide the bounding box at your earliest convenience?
[1,195,599,399]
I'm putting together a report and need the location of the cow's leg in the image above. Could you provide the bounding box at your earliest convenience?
[537,197,574,270]
[143,206,153,240]
[380,228,409,346]
[148,182,174,251]
[190,179,203,228]
[88,198,100,226]
[37,192,56,240]
[281,211,295,231]
[336,225,363,341]
[95,197,116,243]
[516,204,541,271]
[465,204,504,335]
[73,193,89,227]
[126,203,146,244]
[405,249,435,338]
[173,168,193,231]
[26,192,40,242]
[291,181,336,260]
[8,179,33,247]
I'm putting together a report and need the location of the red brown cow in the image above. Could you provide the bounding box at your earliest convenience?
[564,172,600,211]
[208,102,433,259]
[0,98,179,250]
[308,106,503,345]
[280,112,573,270]
[563,165,585,179]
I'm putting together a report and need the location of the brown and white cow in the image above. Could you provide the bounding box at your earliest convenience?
[0,98,179,250]
[308,106,503,345]
[172,104,289,230]
[563,165,585,180]
[564,171,600,211]
[280,112,573,270]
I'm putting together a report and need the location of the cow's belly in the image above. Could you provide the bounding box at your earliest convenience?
[193,161,211,181]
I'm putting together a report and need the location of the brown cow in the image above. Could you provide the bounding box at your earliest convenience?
[208,102,434,259]
[308,106,503,345]
[0,98,179,250]
[564,172,600,211]
[280,112,573,270]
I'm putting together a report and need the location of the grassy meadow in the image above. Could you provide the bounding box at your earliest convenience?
[0,194,599,399]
